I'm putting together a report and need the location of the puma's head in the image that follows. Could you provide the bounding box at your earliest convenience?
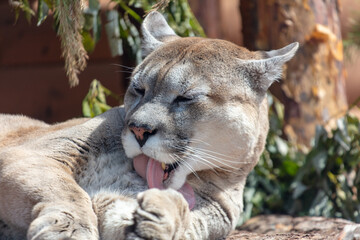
[121,12,298,192]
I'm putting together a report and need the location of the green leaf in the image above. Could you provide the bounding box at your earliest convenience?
[118,1,142,23]
[314,125,328,147]
[97,87,106,103]
[83,12,94,31]
[275,136,289,156]
[92,101,102,116]
[89,0,100,10]
[82,80,120,117]
[96,101,112,112]
[11,0,35,24]
[337,188,347,201]
[337,118,348,136]
[310,150,328,175]
[82,99,92,117]
[82,31,95,53]
[105,11,123,57]
[83,0,101,47]
[334,131,351,151]
[309,191,331,216]
[43,0,54,10]
[37,0,49,26]
[291,181,307,199]
[327,171,337,184]
[281,160,299,177]
[22,0,34,23]
[94,14,102,43]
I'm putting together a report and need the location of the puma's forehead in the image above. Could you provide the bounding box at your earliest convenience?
[141,37,261,64]
[132,37,262,98]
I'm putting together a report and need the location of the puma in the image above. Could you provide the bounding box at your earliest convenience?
[0,11,298,240]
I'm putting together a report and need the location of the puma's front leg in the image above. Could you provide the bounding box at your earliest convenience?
[184,179,245,240]
[28,200,98,240]
[0,155,99,240]
[25,174,99,240]
[92,192,138,240]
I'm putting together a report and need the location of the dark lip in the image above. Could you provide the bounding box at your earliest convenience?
[163,161,179,182]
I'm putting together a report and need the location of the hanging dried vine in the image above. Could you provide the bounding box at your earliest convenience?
[53,0,88,87]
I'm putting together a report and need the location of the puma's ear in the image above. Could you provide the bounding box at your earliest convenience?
[238,42,299,93]
[141,11,179,58]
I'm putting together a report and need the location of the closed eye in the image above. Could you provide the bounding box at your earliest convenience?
[174,95,193,104]
[134,87,145,96]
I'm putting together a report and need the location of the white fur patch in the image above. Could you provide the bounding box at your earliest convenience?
[142,135,172,164]
[165,165,189,190]
[122,129,142,158]
[101,199,137,239]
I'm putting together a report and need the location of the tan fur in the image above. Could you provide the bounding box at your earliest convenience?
[0,12,298,240]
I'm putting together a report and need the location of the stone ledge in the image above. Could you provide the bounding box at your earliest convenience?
[227,215,360,240]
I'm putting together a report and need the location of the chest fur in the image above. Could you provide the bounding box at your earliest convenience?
[76,151,148,198]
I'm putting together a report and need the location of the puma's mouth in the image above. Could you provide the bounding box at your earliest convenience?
[133,154,195,209]
[161,162,179,181]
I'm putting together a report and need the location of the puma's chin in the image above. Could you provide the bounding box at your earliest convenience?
[163,167,187,190]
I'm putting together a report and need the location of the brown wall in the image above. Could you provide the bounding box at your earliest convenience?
[0,2,126,123]
[189,0,242,45]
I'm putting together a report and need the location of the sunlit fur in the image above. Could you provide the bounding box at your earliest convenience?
[0,12,298,240]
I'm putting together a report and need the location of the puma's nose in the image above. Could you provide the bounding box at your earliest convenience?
[128,123,157,147]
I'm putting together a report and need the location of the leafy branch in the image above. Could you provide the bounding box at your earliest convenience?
[82,80,120,117]
[241,96,360,224]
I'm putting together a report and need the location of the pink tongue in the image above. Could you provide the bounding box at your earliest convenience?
[146,157,166,190]
[133,155,195,209]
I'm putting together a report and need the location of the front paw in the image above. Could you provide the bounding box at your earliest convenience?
[127,188,190,240]
[27,207,98,240]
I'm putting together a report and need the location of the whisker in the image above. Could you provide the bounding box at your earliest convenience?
[196,153,238,171]
[167,144,218,176]
[189,153,222,169]
[188,138,211,146]
[115,70,134,74]
[173,145,237,172]
[111,63,135,70]
[192,148,250,164]
[188,154,225,175]
[176,155,200,179]
[185,147,239,172]
[171,154,201,181]
[184,141,251,164]
[193,148,238,160]
[186,142,238,160]
[187,157,220,176]
[191,148,236,162]
[169,143,247,175]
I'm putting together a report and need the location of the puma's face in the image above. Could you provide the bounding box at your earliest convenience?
[121,12,298,191]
